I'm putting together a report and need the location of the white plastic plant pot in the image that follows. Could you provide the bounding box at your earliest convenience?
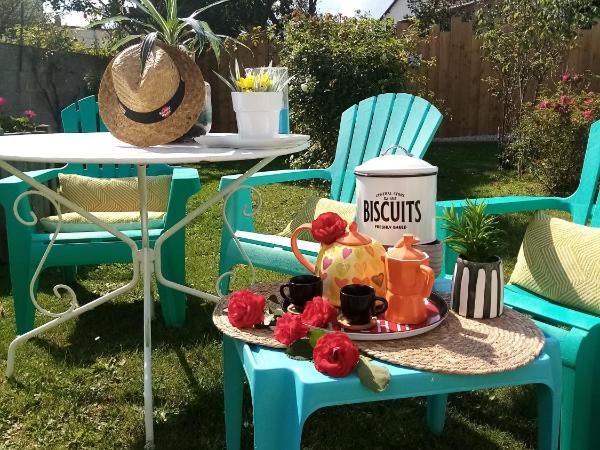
[231,91,283,139]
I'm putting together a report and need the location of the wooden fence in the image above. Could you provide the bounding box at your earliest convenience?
[207,17,600,138]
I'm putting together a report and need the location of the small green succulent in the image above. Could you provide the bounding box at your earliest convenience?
[440,199,502,263]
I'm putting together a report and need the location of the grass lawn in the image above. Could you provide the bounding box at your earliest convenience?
[0,143,548,449]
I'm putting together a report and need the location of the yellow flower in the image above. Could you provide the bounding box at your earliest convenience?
[236,76,255,92]
[258,73,273,90]
[236,74,274,92]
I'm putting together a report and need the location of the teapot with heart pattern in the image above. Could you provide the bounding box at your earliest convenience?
[290,215,386,307]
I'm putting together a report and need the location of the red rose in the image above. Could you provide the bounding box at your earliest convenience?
[561,72,571,82]
[584,98,594,106]
[301,297,338,327]
[274,313,309,345]
[313,332,359,378]
[582,110,594,121]
[537,100,551,110]
[227,289,265,329]
[311,212,347,245]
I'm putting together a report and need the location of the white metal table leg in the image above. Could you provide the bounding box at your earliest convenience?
[137,165,155,449]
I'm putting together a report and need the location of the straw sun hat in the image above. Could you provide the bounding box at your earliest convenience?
[99,42,205,147]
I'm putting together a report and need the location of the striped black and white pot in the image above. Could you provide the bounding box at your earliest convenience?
[451,255,504,319]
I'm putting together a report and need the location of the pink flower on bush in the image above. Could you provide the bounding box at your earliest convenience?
[23,110,37,120]
[584,98,594,106]
[582,110,594,121]
[537,100,551,110]
[558,96,574,106]
[0,97,5,107]
[561,72,571,82]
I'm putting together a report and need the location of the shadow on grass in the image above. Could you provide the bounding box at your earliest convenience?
[131,350,230,450]
[31,295,221,367]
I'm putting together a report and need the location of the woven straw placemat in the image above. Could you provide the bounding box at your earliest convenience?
[213,283,545,375]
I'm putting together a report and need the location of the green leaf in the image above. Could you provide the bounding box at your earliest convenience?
[356,355,390,393]
[138,0,169,32]
[285,339,314,361]
[140,32,158,74]
[167,0,177,23]
[110,34,143,52]
[308,329,326,348]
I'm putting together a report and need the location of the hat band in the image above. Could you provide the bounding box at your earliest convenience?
[118,79,185,124]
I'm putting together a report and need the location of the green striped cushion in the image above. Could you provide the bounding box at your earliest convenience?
[58,174,171,212]
[279,197,357,240]
[509,213,600,315]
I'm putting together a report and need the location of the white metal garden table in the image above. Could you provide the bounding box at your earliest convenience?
[0,132,309,449]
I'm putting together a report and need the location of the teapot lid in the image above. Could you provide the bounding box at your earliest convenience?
[336,222,372,246]
[388,234,428,260]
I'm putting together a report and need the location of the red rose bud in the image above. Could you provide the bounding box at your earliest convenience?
[313,332,359,378]
[227,289,265,329]
[561,72,571,82]
[274,313,309,346]
[311,212,347,245]
[582,110,594,121]
[301,296,338,327]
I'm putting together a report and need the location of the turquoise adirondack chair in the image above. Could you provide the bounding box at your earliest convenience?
[218,93,442,293]
[436,120,600,450]
[0,95,201,334]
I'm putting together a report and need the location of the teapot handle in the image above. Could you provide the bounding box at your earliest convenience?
[420,264,435,298]
[290,223,316,274]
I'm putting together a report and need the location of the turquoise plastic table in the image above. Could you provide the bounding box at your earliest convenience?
[222,292,561,450]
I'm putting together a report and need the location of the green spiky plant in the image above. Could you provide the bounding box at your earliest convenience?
[89,0,233,72]
[441,199,503,263]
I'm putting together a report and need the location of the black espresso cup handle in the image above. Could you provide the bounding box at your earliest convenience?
[280,284,292,302]
[373,297,388,315]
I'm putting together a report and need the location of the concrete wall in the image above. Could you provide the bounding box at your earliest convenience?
[0,43,108,131]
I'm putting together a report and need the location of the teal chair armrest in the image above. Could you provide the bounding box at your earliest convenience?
[436,196,570,277]
[0,166,66,186]
[219,168,331,191]
[436,196,569,216]
[164,167,201,228]
[505,285,600,332]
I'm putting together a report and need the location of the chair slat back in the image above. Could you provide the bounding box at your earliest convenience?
[571,120,600,225]
[329,93,442,203]
[61,95,107,133]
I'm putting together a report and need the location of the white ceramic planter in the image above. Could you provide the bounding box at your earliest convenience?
[231,91,283,139]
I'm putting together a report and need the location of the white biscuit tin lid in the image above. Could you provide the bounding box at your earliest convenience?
[354,146,438,177]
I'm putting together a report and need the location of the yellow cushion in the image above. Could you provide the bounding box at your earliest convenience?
[509,213,600,315]
[40,211,166,232]
[279,197,357,239]
[58,173,171,212]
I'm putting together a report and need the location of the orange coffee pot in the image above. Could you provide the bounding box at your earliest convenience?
[384,234,435,324]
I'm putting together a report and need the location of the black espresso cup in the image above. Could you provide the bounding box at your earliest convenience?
[280,275,323,312]
[340,284,388,325]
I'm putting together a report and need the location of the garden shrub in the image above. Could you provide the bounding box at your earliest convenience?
[507,73,599,196]
[279,13,429,167]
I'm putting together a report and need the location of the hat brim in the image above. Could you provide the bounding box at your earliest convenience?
[99,42,205,147]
